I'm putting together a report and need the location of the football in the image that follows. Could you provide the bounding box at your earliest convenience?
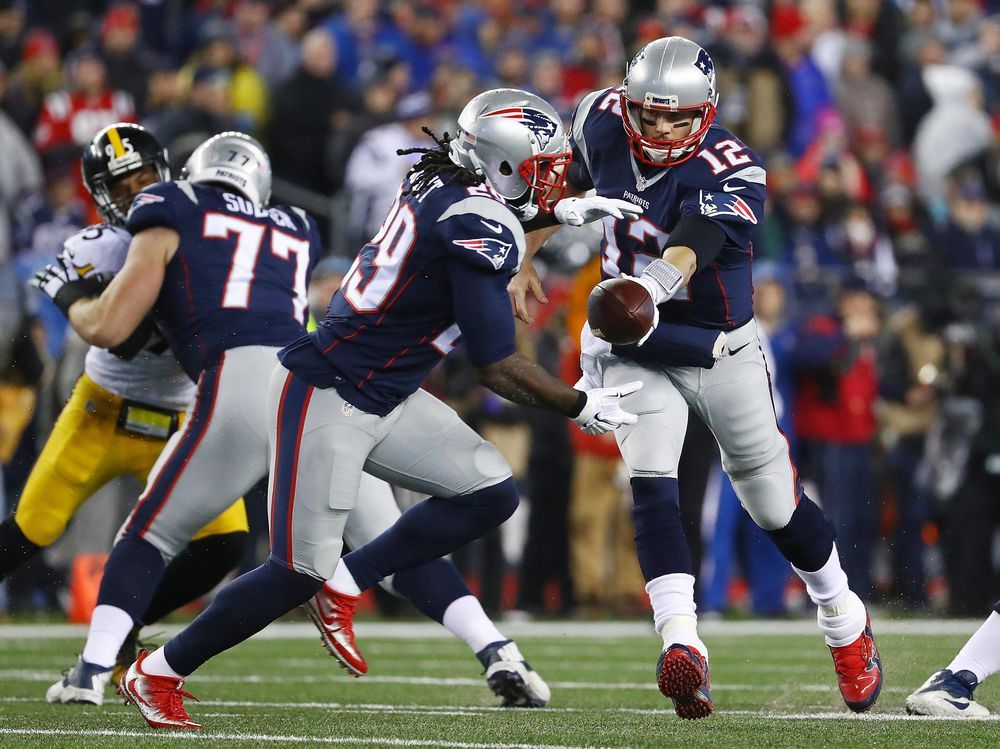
[587,277,656,345]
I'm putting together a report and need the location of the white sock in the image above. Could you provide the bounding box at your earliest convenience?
[328,559,361,596]
[441,594,507,654]
[793,545,850,608]
[646,573,707,657]
[81,605,135,668]
[141,646,184,680]
[816,590,867,647]
[948,611,1000,684]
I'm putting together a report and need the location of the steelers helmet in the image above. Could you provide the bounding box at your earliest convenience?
[81,123,170,225]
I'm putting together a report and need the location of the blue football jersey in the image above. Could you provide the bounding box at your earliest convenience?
[125,182,321,379]
[279,176,523,416]
[571,87,766,330]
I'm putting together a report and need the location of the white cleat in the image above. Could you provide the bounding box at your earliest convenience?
[906,669,991,717]
[476,640,551,708]
[45,655,112,705]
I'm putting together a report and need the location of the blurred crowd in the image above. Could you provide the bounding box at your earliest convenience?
[2,0,1000,621]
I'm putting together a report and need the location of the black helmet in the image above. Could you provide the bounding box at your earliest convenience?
[81,123,170,225]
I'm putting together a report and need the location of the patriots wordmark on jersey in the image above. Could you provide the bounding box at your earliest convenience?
[280,178,524,416]
[571,86,766,331]
[124,181,322,379]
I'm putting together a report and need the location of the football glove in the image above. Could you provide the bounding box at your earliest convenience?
[572,380,643,435]
[30,249,111,316]
[554,196,644,227]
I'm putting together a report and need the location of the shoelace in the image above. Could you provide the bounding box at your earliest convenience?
[333,597,358,636]
[150,679,199,721]
[832,640,871,677]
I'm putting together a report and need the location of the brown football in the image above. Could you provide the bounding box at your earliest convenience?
[587,277,655,345]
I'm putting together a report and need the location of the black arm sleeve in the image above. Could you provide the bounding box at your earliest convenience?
[665,214,728,271]
[109,317,156,360]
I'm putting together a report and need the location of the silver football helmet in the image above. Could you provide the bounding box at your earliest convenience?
[183,131,272,207]
[621,36,719,167]
[449,88,571,220]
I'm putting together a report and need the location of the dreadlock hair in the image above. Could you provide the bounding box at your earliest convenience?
[397,127,484,198]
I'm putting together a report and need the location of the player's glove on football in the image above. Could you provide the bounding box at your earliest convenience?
[31,250,111,316]
[572,380,643,435]
[554,196,644,227]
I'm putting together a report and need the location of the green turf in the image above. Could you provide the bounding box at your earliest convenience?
[0,625,997,748]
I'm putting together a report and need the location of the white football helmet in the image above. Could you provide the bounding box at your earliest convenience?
[449,88,571,220]
[621,36,719,167]
[183,131,272,207]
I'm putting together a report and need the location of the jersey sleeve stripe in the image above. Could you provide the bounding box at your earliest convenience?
[572,90,604,176]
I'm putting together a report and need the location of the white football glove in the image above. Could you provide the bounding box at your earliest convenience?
[572,380,643,435]
[554,196,644,227]
[30,249,111,316]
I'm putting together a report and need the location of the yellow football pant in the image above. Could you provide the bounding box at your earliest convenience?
[14,373,248,547]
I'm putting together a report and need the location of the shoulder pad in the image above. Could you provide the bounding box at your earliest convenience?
[63,224,132,275]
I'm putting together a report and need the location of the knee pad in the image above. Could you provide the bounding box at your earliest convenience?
[765,497,836,572]
[726,437,798,530]
[14,504,69,547]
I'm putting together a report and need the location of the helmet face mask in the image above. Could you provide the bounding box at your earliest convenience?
[449,88,571,220]
[82,123,170,225]
[621,37,719,167]
[182,131,272,208]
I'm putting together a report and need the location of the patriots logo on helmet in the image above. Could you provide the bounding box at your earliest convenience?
[483,107,557,149]
[453,237,513,271]
[695,48,716,82]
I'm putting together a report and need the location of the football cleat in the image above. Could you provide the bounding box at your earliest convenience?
[906,669,990,717]
[476,640,551,708]
[118,649,202,729]
[112,627,140,689]
[304,583,367,676]
[45,655,112,705]
[656,644,713,719]
[829,614,883,713]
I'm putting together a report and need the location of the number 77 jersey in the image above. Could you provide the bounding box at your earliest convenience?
[571,86,767,331]
[125,181,321,380]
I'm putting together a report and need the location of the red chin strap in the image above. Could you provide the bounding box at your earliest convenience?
[518,151,572,213]
[620,92,717,167]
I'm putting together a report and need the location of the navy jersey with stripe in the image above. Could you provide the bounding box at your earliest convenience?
[279,176,523,416]
[571,87,766,331]
[125,182,320,379]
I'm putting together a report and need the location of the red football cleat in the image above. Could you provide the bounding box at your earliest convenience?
[829,614,883,713]
[656,644,713,720]
[304,583,367,676]
[118,650,201,729]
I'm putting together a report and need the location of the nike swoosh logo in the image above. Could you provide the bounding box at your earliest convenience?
[728,341,752,356]
[858,674,878,695]
[944,698,970,710]
[722,183,745,192]
[480,219,503,234]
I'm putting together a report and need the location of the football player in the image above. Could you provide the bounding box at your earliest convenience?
[117,89,642,729]
[906,602,999,716]
[38,127,577,715]
[5,123,250,701]
[509,37,883,718]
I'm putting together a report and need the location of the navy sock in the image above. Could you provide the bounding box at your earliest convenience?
[345,478,518,591]
[141,531,247,625]
[630,477,691,581]
[0,517,41,582]
[164,558,323,676]
[764,496,836,572]
[392,558,473,623]
[95,535,168,621]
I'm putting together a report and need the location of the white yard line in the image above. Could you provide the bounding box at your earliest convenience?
[0,619,987,640]
[2,697,997,722]
[0,728,600,748]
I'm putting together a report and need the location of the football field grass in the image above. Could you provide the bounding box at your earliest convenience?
[0,619,997,748]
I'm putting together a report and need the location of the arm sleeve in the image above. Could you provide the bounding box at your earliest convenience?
[664,213,728,271]
[449,259,517,368]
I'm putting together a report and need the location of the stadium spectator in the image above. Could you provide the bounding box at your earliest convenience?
[934,180,1000,271]
[231,0,299,87]
[0,0,26,70]
[267,29,355,199]
[794,282,882,600]
[99,4,154,112]
[151,66,238,171]
[4,28,62,136]
[0,61,41,263]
